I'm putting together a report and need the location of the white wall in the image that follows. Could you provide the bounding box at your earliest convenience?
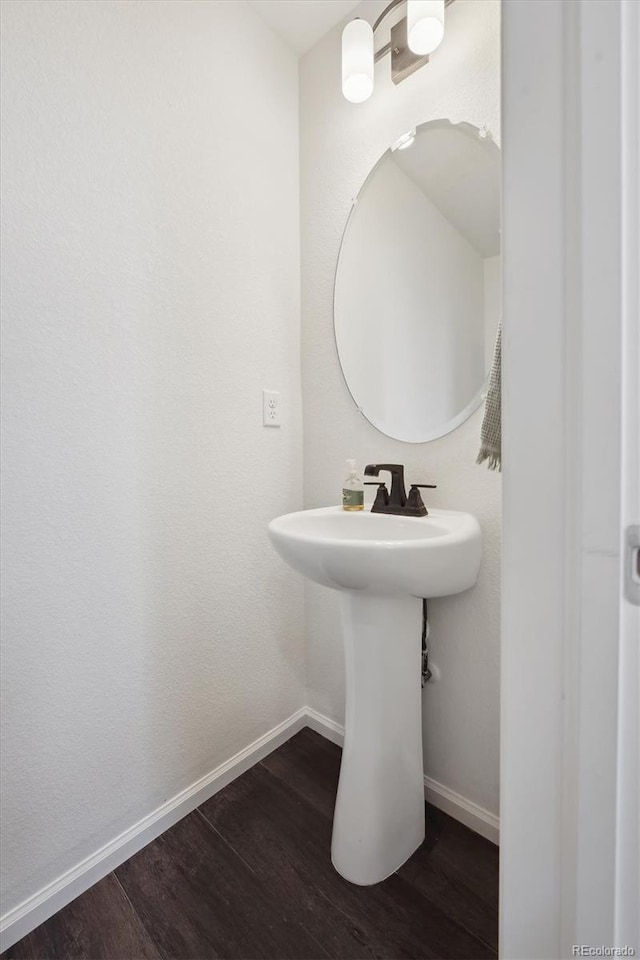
[300,0,501,817]
[0,0,303,918]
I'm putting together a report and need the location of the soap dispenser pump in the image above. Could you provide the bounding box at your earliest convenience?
[342,459,364,511]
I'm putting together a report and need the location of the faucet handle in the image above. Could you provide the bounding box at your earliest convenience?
[364,481,389,509]
[407,483,436,517]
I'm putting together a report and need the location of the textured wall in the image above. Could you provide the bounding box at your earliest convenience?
[0,0,303,915]
[300,0,501,815]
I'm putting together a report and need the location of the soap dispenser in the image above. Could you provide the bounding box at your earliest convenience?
[342,459,364,511]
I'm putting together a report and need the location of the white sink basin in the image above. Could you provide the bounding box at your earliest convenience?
[268,506,481,597]
[268,504,482,887]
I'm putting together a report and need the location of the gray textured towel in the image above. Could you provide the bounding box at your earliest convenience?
[477,320,502,471]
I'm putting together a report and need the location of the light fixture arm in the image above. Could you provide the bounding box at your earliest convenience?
[372,0,408,65]
[373,0,405,36]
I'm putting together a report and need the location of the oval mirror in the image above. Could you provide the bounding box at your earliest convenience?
[334,119,501,443]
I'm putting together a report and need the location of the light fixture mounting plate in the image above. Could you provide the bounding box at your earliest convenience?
[390,17,429,85]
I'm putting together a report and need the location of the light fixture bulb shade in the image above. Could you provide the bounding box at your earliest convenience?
[342,19,374,103]
[407,0,445,55]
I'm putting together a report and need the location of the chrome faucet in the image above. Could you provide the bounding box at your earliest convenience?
[364,464,436,517]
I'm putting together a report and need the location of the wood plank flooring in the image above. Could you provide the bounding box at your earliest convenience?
[3,728,499,960]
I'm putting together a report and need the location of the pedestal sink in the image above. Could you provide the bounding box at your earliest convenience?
[268,506,482,885]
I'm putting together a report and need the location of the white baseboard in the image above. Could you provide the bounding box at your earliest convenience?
[304,705,345,745]
[0,707,307,952]
[423,775,500,845]
[1,704,499,951]
[306,707,500,845]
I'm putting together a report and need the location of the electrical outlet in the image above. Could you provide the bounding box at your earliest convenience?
[262,389,281,427]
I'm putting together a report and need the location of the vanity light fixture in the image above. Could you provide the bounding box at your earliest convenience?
[341,0,454,103]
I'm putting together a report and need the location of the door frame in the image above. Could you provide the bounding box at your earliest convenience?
[500,1,638,955]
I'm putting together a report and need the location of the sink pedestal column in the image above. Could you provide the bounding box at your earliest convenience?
[331,592,425,885]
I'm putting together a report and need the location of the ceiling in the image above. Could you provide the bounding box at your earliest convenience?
[247,0,363,55]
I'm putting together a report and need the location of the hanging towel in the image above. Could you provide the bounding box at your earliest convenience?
[477,320,502,471]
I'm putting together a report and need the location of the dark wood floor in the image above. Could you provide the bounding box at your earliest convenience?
[3,728,499,960]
